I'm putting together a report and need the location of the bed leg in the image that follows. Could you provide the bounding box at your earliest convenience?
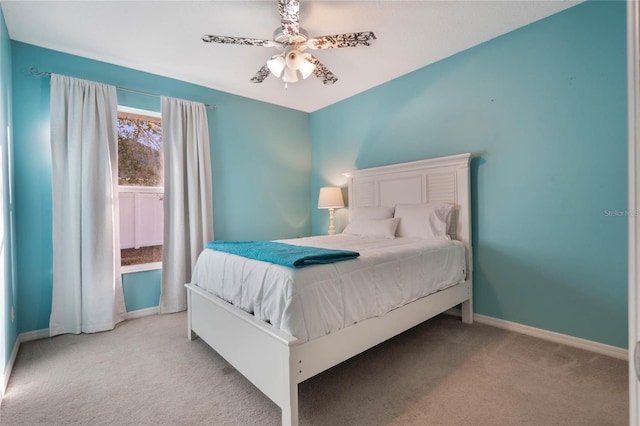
[188,329,197,341]
[281,377,299,426]
[186,288,197,340]
[461,298,473,324]
[281,385,299,426]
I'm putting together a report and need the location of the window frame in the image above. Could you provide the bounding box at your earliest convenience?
[117,106,163,274]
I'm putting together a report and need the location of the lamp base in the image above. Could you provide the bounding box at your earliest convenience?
[328,207,336,235]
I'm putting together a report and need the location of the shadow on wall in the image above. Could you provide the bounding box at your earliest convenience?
[352,53,491,171]
[470,155,484,248]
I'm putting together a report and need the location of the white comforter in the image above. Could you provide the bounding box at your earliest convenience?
[190,235,466,343]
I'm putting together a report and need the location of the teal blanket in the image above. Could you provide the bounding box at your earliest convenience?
[206,240,360,268]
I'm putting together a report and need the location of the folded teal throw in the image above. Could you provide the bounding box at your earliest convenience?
[206,240,360,268]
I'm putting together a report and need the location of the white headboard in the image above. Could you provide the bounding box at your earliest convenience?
[343,153,472,277]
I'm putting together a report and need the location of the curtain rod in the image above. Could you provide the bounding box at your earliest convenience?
[29,67,217,111]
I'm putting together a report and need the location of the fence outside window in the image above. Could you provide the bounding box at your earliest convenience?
[119,187,163,249]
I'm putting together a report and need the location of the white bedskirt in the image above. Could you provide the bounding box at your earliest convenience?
[189,235,466,343]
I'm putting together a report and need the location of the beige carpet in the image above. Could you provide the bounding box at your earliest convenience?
[0,312,628,425]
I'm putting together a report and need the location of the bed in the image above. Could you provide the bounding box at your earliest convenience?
[185,153,473,426]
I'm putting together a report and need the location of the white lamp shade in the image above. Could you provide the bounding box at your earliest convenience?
[318,187,344,209]
[283,66,299,83]
[266,55,286,78]
[299,58,316,79]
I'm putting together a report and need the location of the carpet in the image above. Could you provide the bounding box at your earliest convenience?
[0,312,628,425]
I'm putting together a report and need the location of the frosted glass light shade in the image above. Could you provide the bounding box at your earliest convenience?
[299,59,316,79]
[283,66,299,83]
[269,49,316,85]
[266,56,286,78]
[318,187,344,209]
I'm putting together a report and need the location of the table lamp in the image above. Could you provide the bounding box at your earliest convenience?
[318,187,344,235]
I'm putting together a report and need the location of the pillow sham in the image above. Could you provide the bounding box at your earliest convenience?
[394,203,454,240]
[343,217,400,240]
[350,206,395,221]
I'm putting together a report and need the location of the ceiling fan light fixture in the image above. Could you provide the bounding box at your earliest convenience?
[285,49,304,70]
[299,57,316,79]
[266,55,286,78]
[283,66,299,83]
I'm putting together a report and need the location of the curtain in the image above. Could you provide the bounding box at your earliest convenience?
[160,97,213,313]
[49,74,126,336]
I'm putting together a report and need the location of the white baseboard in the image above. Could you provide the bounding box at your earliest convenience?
[2,327,50,397]
[19,328,50,343]
[446,309,628,360]
[10,307,157,344]
[2,328,48,398]
[1,336,20,398]
[125,306,158,320]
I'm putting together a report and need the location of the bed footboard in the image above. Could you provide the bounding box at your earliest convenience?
[186,284,301,425]
[186,278,472,426]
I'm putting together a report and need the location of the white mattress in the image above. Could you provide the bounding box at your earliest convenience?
[190,235,466,343]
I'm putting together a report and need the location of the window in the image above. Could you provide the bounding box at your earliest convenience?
[117,107,163,271]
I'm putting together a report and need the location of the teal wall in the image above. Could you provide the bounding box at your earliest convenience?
[310,1,628,348]
[122,270,161,312]
[0,6,16,369]
[12,42,311,334]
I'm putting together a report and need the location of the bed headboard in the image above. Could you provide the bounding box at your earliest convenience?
[343,153,472,276]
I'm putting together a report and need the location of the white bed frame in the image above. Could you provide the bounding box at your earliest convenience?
[185,153,473,426]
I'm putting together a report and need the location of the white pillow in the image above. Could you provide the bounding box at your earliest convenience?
[394,203,454,240]
[343,217,400,239]
[350,206,395,221]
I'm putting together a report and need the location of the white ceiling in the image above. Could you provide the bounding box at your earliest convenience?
[1,0,581,113]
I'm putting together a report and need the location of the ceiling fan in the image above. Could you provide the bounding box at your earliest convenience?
[202,0,376,86]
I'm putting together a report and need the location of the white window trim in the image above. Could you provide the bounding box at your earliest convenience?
[118,105,161,118]
[122,262,162,274]
[119,185,163,193]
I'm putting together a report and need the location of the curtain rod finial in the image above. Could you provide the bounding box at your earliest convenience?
[29,67,50,77]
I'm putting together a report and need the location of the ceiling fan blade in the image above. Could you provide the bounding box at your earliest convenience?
[250,65,271,83]
[278,0,299,42]
[306,55,338,85]
[202,34,281,48]
[305,31,376,50]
